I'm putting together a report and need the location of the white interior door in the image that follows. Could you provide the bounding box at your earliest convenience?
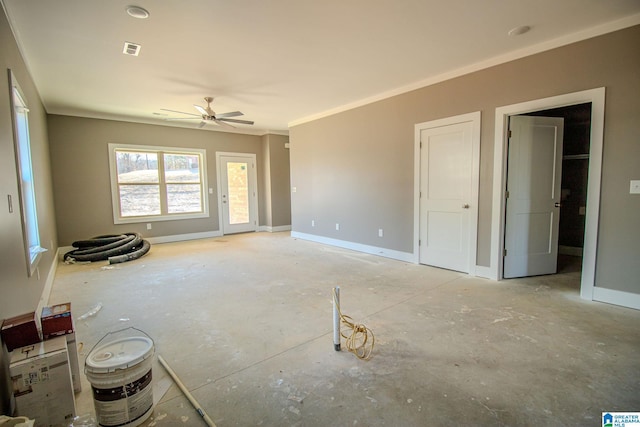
[504,115,564,278]
[217,153,258,234]
[419,119,476,273]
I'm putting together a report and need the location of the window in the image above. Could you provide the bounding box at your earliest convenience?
[9,70,45,276]
[108,144,208,223]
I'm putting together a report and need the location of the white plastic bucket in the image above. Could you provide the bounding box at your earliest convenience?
[85,335,155,427]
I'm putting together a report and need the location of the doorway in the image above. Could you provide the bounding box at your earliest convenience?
[522,103,592,279]
[503,115,565,278]
[414,112,480,274]
[491,88,605,302]
[216,152,258,235]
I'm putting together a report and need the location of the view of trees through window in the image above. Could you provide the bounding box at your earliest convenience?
[115,149,203,218]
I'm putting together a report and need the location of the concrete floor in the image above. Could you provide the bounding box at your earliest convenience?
[50,232,640,426]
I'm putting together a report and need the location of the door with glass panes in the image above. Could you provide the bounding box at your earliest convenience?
[217,153,258,234]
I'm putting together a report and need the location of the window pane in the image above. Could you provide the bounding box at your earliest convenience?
[116,151,159,183]
[17,112,40,251]
[119,185,161,216]
[164,154,200,183]
[110,144,208,223]
[227,162,249,224]
[167,184,202,213]
[12,81,42,275]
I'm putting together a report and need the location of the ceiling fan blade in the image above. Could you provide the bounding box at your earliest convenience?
[215,111,243,119]
[160,108,200,117]
[194,105,208,115]
[165,117,200,121]
[218,118,254,125]
[214,119,235,129]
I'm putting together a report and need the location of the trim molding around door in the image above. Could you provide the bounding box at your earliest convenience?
[490,87,605,302]
[413,111,481,275]
[215,151,259,235]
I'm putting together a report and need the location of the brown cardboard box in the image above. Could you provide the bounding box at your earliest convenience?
[41,302,73,339]
[1,312,41,352]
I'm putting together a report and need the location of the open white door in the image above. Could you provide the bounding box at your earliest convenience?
[418,116,478,274]
[217,153,258,235]
[504,116,564,278]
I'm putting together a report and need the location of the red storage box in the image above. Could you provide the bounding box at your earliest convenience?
[1,312,41,352]
[41,302,73,339]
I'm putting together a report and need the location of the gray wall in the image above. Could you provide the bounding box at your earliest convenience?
[0,7,58,412]
[47,115,275,246]
[261,134,291,228]
[290,25,640,295]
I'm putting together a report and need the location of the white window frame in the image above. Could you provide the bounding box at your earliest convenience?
[108,143,209,224]
[9,70,46,277]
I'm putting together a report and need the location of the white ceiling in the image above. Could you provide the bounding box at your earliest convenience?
[3,1,640,135]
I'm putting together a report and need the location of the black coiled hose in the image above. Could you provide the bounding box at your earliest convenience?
[64,232,150,264]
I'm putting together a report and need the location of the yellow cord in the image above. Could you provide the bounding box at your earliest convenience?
[333,288,375,360]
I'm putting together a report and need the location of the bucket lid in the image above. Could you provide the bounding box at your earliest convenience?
[86,336,154,373]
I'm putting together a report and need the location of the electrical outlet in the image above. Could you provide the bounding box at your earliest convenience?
[336,223,340,231]
[311,220,315,227]
[209,188,213,194]
[630,180,640,194]
[378,228,384,237]
[146,223,152,230]
[292,187,297,193]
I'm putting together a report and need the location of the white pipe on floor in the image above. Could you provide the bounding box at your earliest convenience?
[333,286,341,351]
[158,355,217,427]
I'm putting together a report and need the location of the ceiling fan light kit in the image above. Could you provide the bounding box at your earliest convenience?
[160,97,254,129]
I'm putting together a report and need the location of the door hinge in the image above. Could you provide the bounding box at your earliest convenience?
[508,130,512,138]
[505,190,510,199]
[420,141,422,149]
[504,249,507,256]
[419,239,421,246]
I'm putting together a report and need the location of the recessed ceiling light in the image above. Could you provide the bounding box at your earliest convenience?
[508,25,531,37]
[126,6,150,19]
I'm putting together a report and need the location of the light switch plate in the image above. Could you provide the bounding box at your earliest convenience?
[630,180,640,194]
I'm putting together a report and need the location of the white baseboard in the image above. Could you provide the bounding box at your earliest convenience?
[259,225,292,233]
[592,287,640,310]
[37,251,60,315]
[291,231,414,263]
[147,231,222,244]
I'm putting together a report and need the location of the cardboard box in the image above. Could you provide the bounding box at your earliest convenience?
[10,336,76,427]
[41,303,73,339]
[41,303,81,393]
[1,312,41,352]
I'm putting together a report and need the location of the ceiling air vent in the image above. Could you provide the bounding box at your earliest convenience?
[123,42,141,56]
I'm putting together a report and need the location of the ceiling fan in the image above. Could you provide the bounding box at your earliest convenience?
[160,97,254,128]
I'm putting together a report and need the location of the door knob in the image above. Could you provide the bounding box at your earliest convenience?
[555,202,561,208]
[462,204,470,209]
